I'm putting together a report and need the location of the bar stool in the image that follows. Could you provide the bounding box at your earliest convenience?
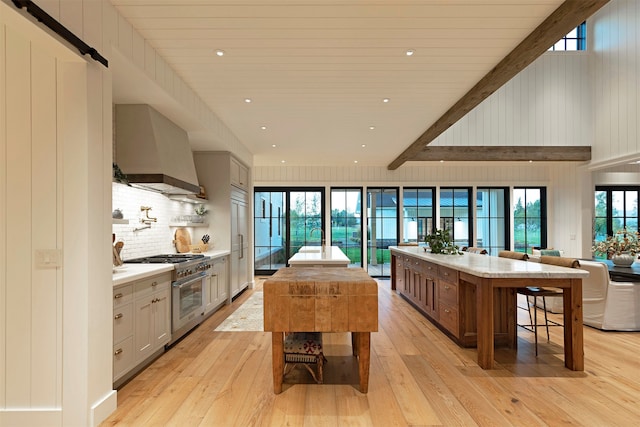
[519,256,580,355]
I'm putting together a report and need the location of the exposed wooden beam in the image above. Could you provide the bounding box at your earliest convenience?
[387,0,610,170]
[411,146,591,162]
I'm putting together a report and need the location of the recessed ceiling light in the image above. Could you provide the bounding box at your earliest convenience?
[261,126,267,130]
[383,98,390,103]
[215,49,225,56]
[369,126,375,130]
[354,160,358,164]
[361,144,366,148]
[272,144,277,148]
[529,160,533,163]
[281,160,286,163]
[406,49,414,56]
[244,98,252,103]
[440,160,444,163]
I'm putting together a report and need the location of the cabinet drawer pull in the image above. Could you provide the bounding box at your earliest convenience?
[151,281,158,287]
[114,293,123,299]
[444,309,451,314]
[444,285,450,290]
[114,313,123,320]
[443,272,449,276]
[114,348,123,356]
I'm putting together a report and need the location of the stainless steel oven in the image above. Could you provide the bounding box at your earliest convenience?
[171,271,206,343]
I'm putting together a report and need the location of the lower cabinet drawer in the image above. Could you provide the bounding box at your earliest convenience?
[438,302,459,338]
[438,280,458,305]
[113,303,133,343]
[113,336,134,381]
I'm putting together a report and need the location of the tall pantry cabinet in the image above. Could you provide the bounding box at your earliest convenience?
[194,152,252,300]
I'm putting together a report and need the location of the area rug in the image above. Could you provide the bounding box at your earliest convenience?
[215,292,264,332]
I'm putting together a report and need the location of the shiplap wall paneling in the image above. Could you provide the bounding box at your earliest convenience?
[0,20,6,409]
[5,24,33,407]
[592,0,640,163]
[31,42,61,407]
[431,53,591,149]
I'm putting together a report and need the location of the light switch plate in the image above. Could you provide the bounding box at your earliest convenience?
[35,249,63,268]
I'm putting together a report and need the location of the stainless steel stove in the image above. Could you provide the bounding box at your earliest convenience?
[125,254,212,345]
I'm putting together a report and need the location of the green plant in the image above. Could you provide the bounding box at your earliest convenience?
[194,204,208,216]
[424,229,463,255]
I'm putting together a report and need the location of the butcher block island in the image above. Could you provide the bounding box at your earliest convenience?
[264,267,378,394]
[390,246,589,371]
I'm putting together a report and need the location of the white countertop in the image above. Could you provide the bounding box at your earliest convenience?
[112,264,174,287]
[288,245,351,265]
[112,249,231,287]
[390,246,589,279]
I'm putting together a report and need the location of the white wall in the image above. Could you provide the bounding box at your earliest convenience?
[591,0,640,165]
[431,52,592,149]
[112,183,211,260]
[0,1,246,426]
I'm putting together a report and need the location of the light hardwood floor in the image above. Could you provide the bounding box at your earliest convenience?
[101,278,640,426]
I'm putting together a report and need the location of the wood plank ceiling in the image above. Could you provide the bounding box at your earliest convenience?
[111,0,609,167]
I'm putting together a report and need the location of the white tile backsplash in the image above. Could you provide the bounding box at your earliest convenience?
[112,182,207,260]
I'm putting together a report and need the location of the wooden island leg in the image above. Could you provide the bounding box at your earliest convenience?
[356,332,371,393]
[563,279,584,371]
[476,279,494,369]
[271,332,284,393]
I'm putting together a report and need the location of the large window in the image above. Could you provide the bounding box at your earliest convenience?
[476,188,509,256]
[367,188,398,277]
[254,190,286,273]
[253,187,324,275]
[548,21,586,51]
[594,186,639,242]
[402,187,435,243]
[513,187,546,254]
[439,187,472,248]
[331,188,363,267]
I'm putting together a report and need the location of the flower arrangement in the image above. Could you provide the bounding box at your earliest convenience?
[424,229,463,255]
[592,229,640,258]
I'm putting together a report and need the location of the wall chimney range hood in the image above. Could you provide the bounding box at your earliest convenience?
[115,104,200,195]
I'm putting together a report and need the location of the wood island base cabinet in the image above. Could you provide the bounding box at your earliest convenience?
[392,252,514,349]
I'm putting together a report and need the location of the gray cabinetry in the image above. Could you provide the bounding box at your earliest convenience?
[193,151,252,302]
[204,255,229,315]
[113,271,171,387]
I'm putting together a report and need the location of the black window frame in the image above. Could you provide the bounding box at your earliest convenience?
[594,185,640,238]
[513,186,547,253]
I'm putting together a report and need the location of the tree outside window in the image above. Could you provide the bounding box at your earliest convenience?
[513,187,546,254]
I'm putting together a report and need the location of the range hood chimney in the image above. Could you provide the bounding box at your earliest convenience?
[115,104,200,195]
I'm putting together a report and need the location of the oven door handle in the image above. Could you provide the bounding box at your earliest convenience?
[173,271,207,288]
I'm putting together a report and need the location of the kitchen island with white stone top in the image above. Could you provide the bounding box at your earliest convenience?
[288,245,350,267]
[390,246,588,371]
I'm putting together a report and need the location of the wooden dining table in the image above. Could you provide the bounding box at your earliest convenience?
[263,267,378,393]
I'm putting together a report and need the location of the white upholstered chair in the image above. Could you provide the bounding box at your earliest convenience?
[580,260,640,331]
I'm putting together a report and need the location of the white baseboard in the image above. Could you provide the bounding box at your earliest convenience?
[91,389,117,427]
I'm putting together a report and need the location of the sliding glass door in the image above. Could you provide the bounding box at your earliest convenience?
[254,190,287,274]
[476,187,509,255]
[331,188,363,267]
[254,187,324,275]
[367,188,398,277]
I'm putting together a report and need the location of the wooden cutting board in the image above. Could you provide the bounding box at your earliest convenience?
[174,228,192,253]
